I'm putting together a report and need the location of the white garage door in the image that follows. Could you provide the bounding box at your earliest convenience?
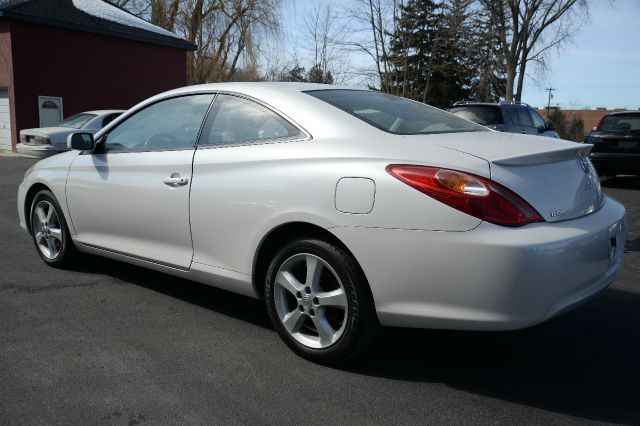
[0,90,11,151]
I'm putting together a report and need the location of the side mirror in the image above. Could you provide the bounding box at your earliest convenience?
[68,132,95,150]
[546,121,556,131]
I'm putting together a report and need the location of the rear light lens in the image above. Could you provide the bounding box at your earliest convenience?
[386,165,543,227]
[592,115,605,131]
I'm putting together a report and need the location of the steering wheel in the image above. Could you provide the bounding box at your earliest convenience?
[143,133,178,149]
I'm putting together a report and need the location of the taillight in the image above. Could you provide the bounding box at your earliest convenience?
[386,165,543,227]
[592,115,605,131]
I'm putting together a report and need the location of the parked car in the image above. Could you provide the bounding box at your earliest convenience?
[584,111,640,177]
[18,83,625,363]
[447,101,559,138]
[17,110,124,158]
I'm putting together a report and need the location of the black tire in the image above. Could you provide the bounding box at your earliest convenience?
[29,189,78,268]
[265,238,379,364]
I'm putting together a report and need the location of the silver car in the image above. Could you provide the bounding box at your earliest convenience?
[17,110,123,158]
[17,83,626,363]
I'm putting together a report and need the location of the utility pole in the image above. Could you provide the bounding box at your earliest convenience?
[545,87,556,117]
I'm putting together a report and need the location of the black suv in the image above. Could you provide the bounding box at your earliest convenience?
[584,111,640,177]
[447,101,559,138]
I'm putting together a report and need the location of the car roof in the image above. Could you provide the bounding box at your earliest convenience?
[449,102,500,107]
[156,82,364,99]
[82,110,126,115]
[602,110,640,117]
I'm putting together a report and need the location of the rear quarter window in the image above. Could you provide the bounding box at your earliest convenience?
[599,115,640,133]
[306,90,487,135]
[447,106,504,126]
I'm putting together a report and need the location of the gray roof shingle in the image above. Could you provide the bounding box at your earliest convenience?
[0,0,195,50]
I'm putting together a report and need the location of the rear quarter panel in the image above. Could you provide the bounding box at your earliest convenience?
[190,138,486,276]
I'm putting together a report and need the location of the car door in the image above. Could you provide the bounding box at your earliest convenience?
[190,94,304,273]
[66,93,215,269]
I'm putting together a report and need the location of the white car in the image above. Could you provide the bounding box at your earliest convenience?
[17,83,626,363]
[17,110,123,158]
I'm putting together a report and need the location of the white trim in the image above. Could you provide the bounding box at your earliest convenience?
[38,96,64,127]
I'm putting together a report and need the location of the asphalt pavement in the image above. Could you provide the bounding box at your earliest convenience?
[1,156,639,425]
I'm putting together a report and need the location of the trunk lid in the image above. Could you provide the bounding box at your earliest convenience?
[587,132,640,154]
[406,132,603,222]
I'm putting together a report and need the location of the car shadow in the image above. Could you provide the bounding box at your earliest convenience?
[67,254,272,330]
[343,288,640,424]
[601,175,640,189]
[67,256,639,424]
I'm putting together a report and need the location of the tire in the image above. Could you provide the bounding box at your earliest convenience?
[29,189,78,268]
[265,238,379,364]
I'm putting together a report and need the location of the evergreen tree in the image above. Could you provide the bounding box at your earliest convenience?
[384,0,443,103]
[283,64,307,82]
[307,64,334,84]
[466,5,506,102]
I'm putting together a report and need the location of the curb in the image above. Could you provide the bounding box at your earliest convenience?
[0,150,19,157]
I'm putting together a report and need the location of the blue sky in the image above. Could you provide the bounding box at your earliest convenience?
[282,0,640,110]
[522,0,640,110]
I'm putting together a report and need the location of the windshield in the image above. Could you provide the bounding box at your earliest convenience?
[599,114,640,133]
[448,105,503,126]
[306,90,487,135]
[58,113,97,129]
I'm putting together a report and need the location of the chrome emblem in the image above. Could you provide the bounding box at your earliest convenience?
[578,156,590,173]
[302,294,313,309]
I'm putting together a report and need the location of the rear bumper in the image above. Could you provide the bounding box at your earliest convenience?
[590,152,640,175]
[16,143,66,159]
[330,196,626,330]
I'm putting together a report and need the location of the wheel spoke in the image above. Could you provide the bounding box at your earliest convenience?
[48,227,62,242]
[311,312,335,346]
[35,231,45,244]
[47,237,57,256]
[281,309,305,333]
[35,206,47,222]
[276,271,303,296]
[316,288,348,309]
[46,204,54,221]
[305,255,323,288]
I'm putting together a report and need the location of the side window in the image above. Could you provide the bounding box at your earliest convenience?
[102,113,121,128]
[530,109,546,129]
[102,94,214,152]
[517,106,533,127]
[503,108,518,125]
[200,94,302,146]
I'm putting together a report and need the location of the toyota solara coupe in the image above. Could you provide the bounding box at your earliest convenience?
[18,83,626,363]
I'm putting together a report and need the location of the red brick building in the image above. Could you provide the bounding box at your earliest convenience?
[0,0,195,152]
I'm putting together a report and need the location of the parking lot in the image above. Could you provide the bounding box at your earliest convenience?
[1,156,639,425]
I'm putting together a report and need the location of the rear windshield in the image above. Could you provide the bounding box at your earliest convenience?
[306,90,487,135]
[599,114,640,133]
[59,113,97,129]
[448,105,504,126]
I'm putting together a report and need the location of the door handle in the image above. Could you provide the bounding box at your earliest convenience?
[163,175,189,186]
[521,130,526,134]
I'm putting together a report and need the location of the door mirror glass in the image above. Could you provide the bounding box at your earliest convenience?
[68,132,95,150]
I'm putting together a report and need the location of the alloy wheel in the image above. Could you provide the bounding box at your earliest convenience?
[32,200,63,260]
[273,253,349,349]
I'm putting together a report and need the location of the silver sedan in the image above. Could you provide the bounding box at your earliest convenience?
[17,110,123,158]
[17,83,626,363]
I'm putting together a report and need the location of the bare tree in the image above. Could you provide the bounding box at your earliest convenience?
[128,0,283,84]
[299,1,349,84]
[479,0,588,101]
[343,0,401,90]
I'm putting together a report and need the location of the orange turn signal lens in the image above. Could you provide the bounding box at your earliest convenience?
[435,169,489,196]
